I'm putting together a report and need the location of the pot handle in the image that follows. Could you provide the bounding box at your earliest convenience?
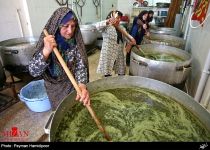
[176,65,192,72]
[44,112,55,134]
[131,56,148,66]
[1,50,18,54]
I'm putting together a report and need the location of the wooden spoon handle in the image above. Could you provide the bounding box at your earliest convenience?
[43,29,111,141]
[113,24,146,56]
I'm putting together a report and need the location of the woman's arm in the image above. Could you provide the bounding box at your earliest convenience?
[29,51,50,77]
[135,18,147,29]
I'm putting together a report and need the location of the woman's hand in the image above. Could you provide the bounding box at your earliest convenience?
[131,38,136,45]
[143,24,147,29]
[125,44,132,53]
[107,18,117,25]
[145,31,150,37]
[76,84,90,106]
[43,35,57,61]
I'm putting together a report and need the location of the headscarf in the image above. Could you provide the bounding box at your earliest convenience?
[33,7,89,83]
[106,10,123,44]
[147,10,154,23]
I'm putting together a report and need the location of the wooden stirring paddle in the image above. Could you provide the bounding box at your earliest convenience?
[43,29,111,141]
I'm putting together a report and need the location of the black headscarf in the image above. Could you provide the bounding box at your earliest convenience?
[106,10,123,44]
[147,10,154,23]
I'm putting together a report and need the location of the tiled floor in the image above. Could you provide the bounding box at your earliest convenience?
[0,49,129,142]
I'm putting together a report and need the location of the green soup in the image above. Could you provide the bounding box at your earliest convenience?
[54,87,210,142]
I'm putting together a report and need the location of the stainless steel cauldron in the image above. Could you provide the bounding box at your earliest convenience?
[129,44,192,90]
[0,36,39,72]
[45,76,210,142]
[0,36,39,82]
[149,27,182,37]
[143,33,186,50]
[0,60,6,88]
[85,22,102,39]
[80,25,97,45]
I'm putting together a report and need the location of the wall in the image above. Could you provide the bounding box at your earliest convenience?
[184,3,210,111]
[0,0,118,40]
[0,0,27,41]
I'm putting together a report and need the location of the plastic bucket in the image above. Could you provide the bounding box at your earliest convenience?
[18,79,51,112]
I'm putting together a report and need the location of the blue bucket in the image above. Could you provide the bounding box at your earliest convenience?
[18,79,51,112]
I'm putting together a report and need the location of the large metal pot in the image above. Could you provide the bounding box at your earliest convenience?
[129,44,192,90]
[149,27,182,37]
[0,36,39,82]
[45,76,210,142]
[80,25,97,45]
[143,33,186,50]
[0,36,39,72]
[85,22,102,39]
[0,60,6,88]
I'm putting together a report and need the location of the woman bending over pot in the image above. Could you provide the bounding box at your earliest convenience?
[29,7,90,111]
[125,10,150,66]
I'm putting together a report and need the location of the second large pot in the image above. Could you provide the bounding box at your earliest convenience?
[80,25,97,45]
[85,22,102,39]
[143,33,186,50]
[149,27,182,37]
[129,44,192,90]
[0,36,39,72]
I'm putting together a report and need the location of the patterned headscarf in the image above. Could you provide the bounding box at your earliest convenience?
[33,7,89,83]
[106,10,123,44]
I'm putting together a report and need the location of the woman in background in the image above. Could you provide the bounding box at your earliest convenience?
[29,7,90,111]
[96,10,136,77]
[125,10,150,66]
[147,10,154,28]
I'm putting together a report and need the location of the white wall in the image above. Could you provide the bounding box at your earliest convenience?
[184,4,210,110]
[0,0,27,41]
